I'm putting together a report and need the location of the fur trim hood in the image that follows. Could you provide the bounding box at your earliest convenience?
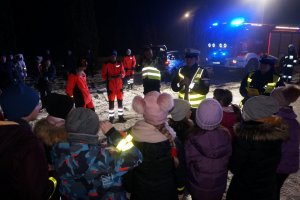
[34,118,68,146]
[234,117,288,141]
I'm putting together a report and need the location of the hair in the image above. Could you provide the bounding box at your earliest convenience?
[168,117,194,143]
[34,119,68,146]
[213,88,232,107]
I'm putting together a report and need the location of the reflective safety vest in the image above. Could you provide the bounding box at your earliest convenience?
[178,67,206,108]
[142,66,161,80]
[246,72,281,95]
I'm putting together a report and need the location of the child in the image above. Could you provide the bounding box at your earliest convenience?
[66,58,94,110]
[226,95,288,200]
[169,98,194,143]
[0,84,51,199]
[271,85,300,200]
[213,88,241,138]
[185,98,232,200]
[51,108,143,199]
[124,91,185,200]
[34,93,74,167]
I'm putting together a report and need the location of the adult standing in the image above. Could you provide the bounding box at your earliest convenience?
[102,50,126,123]
[171,48,210,123]
[123,49,136,90]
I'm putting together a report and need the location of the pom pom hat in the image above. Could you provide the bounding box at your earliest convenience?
[132,91,174,126]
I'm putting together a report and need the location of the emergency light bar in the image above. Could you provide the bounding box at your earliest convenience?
[275,26,300,30]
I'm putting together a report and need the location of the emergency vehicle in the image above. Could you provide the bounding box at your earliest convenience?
[204,18,300,73]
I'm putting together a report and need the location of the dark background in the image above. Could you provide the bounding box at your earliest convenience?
[1,0,300,61]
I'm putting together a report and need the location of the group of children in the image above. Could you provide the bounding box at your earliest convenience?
[0,82,300,200]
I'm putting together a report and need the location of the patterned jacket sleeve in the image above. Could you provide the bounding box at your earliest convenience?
[105,128,143,173]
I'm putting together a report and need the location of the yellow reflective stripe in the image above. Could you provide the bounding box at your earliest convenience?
[0,121,19,126]
[142,72,161,77]
[177,186,185,191]
[247,72,254,87]
[178,68,184,79]
[142,66,159,71]
[116,134,134,151]
[48,177,57,200]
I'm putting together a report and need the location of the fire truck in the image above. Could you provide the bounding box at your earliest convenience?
[204,18,300,73]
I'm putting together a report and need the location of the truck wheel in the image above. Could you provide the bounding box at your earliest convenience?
[245,58,259,74]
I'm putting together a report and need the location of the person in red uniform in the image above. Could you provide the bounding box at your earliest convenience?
[123,49,136,90]
[66,58,95,110]
[102,50,126,123]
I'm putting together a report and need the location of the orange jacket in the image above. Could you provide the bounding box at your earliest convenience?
[102,61,125,81]
[123,55,136,76]
[66,72,92,107]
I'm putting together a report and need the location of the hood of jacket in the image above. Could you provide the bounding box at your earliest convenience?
[34,118,68,146]
[131,120,176,143]
[189,127,232,159]
[277,106,297,120]
[234,118,289,141]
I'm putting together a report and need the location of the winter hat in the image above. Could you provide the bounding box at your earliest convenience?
[0,84,39,120]
[44,93,74,119]
[65,108,99,135]
[170,99,191,121]
[196,98,223,130]
[242,95,279,121]
[271,85,300,107]
[132,91,174,126]
[112,50,117,56]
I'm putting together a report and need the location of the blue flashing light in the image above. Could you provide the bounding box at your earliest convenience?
[213,52,217,55]
[230,18,245,26]
[221,52,227,56]
[212,22,218,26]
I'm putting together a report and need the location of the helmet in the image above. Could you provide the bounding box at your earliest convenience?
[288,44,295,50]
[259,54,276,66]
[126,49,131,55]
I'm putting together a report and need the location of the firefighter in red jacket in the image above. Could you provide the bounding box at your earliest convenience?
[102,50,126,123]
[66,58,95,110]
[123,49,136,90]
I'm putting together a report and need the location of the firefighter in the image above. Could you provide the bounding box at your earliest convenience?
[140,46,161,94]
[240,54,285,105]
[171,48,210,122]
[123,49,136,90]
[102,50,126,123]
[282,44,298,83]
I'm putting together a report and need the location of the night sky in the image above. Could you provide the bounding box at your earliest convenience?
[2,0,300,61]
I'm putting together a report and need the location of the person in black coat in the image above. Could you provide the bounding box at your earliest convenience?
[239,54,284,105]
[226,96,288,200]
[37,58,56,108]
[0,84,53,200]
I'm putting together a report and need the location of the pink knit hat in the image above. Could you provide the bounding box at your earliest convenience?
[132,91,174,126]
[196,98,223,130]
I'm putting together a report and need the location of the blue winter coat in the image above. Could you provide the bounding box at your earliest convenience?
[51,128,143,200]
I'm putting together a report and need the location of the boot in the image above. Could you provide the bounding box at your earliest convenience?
[109,117,114,123]
[118,115,127,123]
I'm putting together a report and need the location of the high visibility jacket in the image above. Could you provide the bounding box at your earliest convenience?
[246,71,281,95]
[178,67,206,108]
[123,55,136,76]
[141,59,161,94]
